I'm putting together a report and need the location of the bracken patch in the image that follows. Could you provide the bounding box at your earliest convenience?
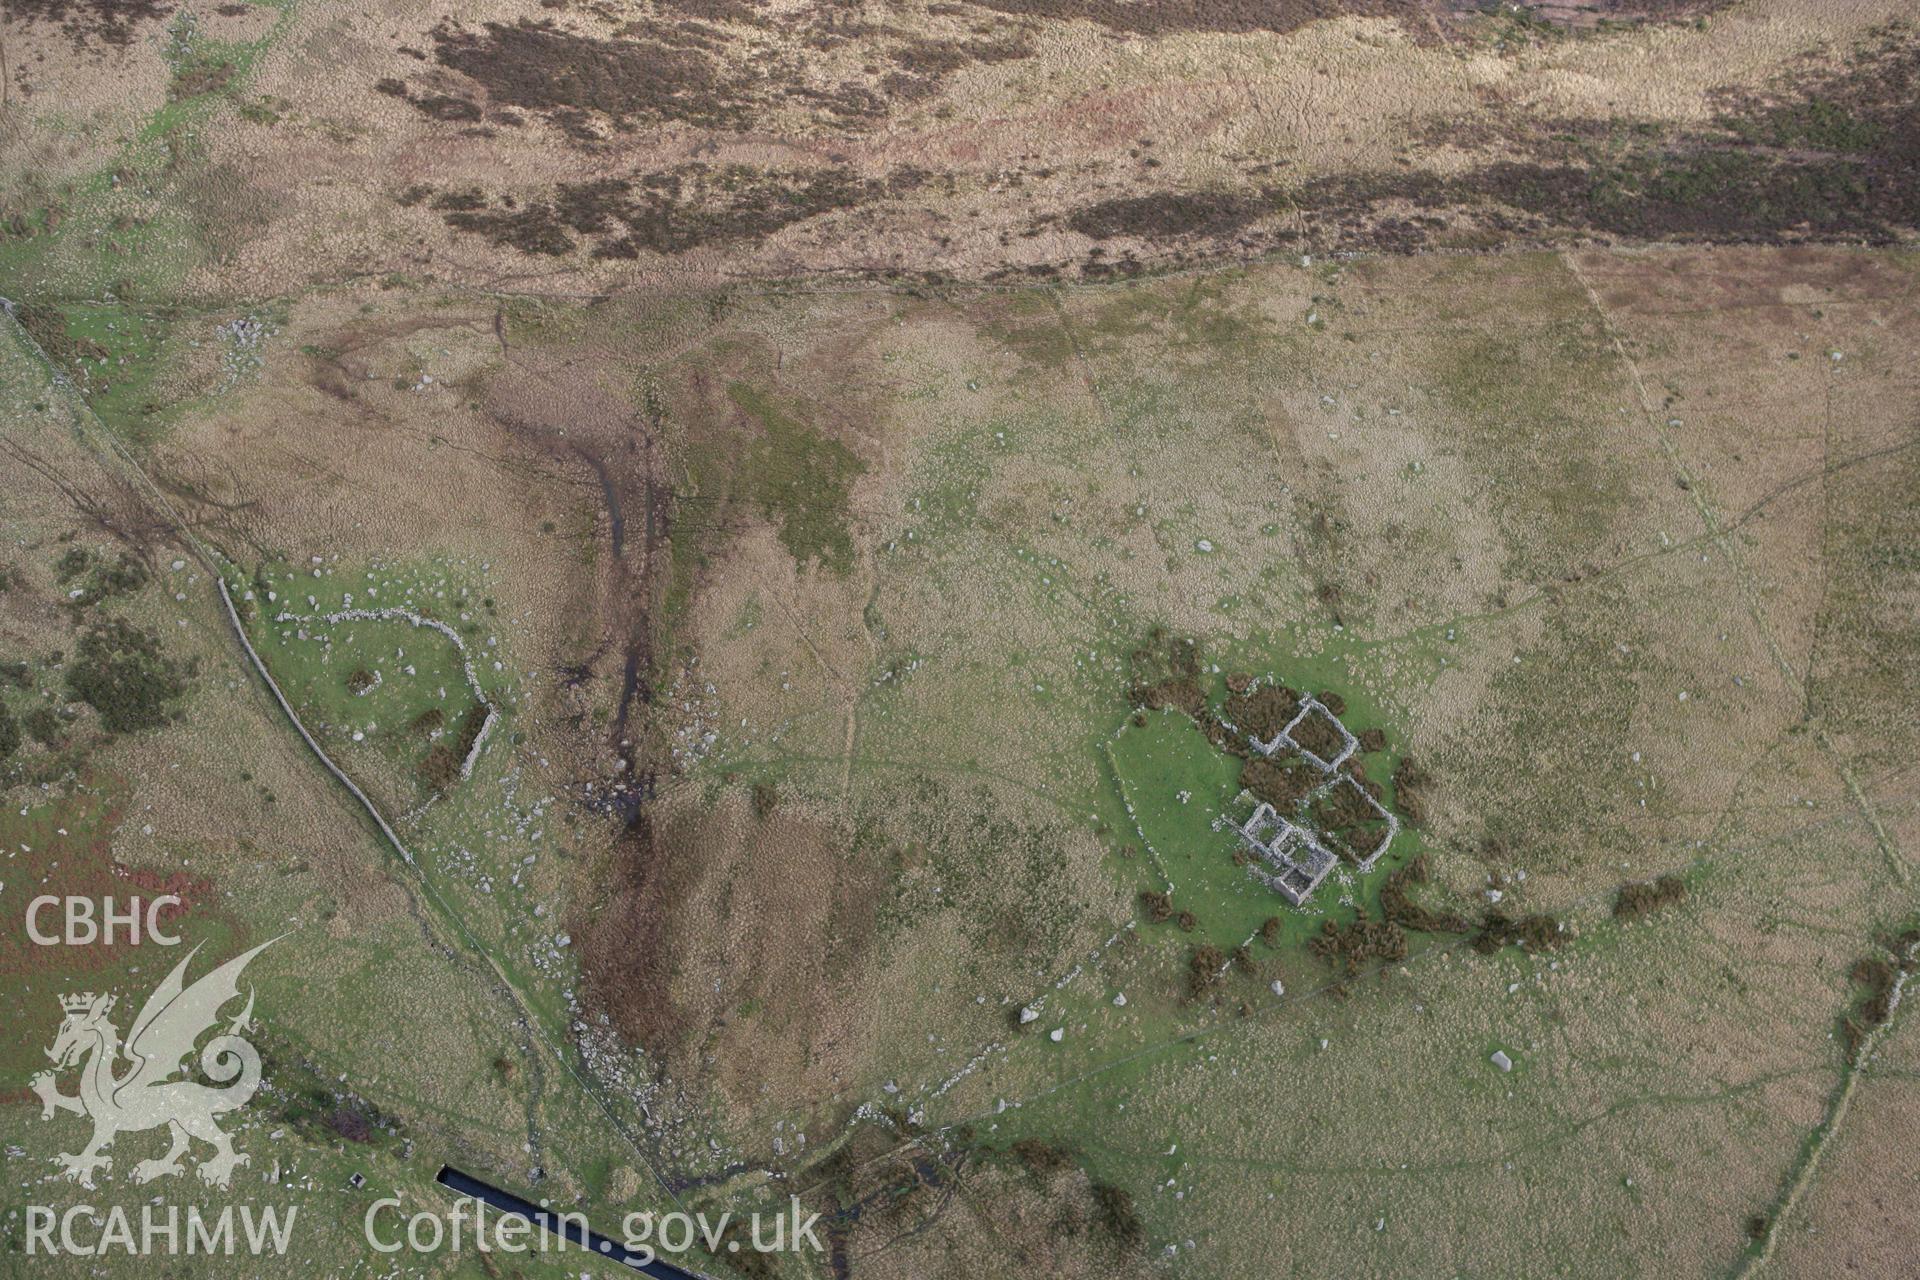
[1066,188,1284,241]
[430,19,750,132]
[969,0,1421,38]
[1614,873,1687,921]
[6,0,172,49]
[1291,30,1920,251]
[64,618,191,735]
[420,165,917,259]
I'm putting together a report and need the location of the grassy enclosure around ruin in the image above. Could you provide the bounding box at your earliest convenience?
[1110,702,1418,952]
[227,558,512,806]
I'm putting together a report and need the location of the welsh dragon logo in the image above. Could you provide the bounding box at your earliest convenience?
[29,938,277,1190]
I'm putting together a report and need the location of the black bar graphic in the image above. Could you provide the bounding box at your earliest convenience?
[434,1165,709,1279]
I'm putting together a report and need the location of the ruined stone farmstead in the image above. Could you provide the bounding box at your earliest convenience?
[1235,695,1398,905]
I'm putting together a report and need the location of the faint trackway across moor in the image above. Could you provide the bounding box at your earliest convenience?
[734,262,1920,1269]
[1562,254,1918,1277]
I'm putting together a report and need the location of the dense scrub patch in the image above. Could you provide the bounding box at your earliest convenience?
[6,0,172,49]
[1046,27,1920,263]
[1380,854,1469,934]
[1304,852,1564,973]
[912,1127,1164,1267]
[970,0,1423,38]
[416,697,489,796]
[1839,925,1920,1062]
[1613,873,1688,921]
[64,618,191,733]
[412,165,918,259]
[1287,29,1920,251]
[56,549,149,610]
[1469,909,1565,955]
[1308,915,1407,971]
[1391,755,1434,827]
[1302,776,1391,865]
[1187,942,1226,997]
[1091,1181,1146,1248]
[1240,752,1319,809]
[1066,189,1284,241]
[403,13,1031,140]
[430,18,755,131]
[1712,24,1918,156]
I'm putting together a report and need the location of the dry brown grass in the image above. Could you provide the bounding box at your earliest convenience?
[5,0,1913,300]
[576,785,880,1110]
[8,124,1918,1269]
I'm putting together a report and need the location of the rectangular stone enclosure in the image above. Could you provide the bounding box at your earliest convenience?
[1236,692,1399,903]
